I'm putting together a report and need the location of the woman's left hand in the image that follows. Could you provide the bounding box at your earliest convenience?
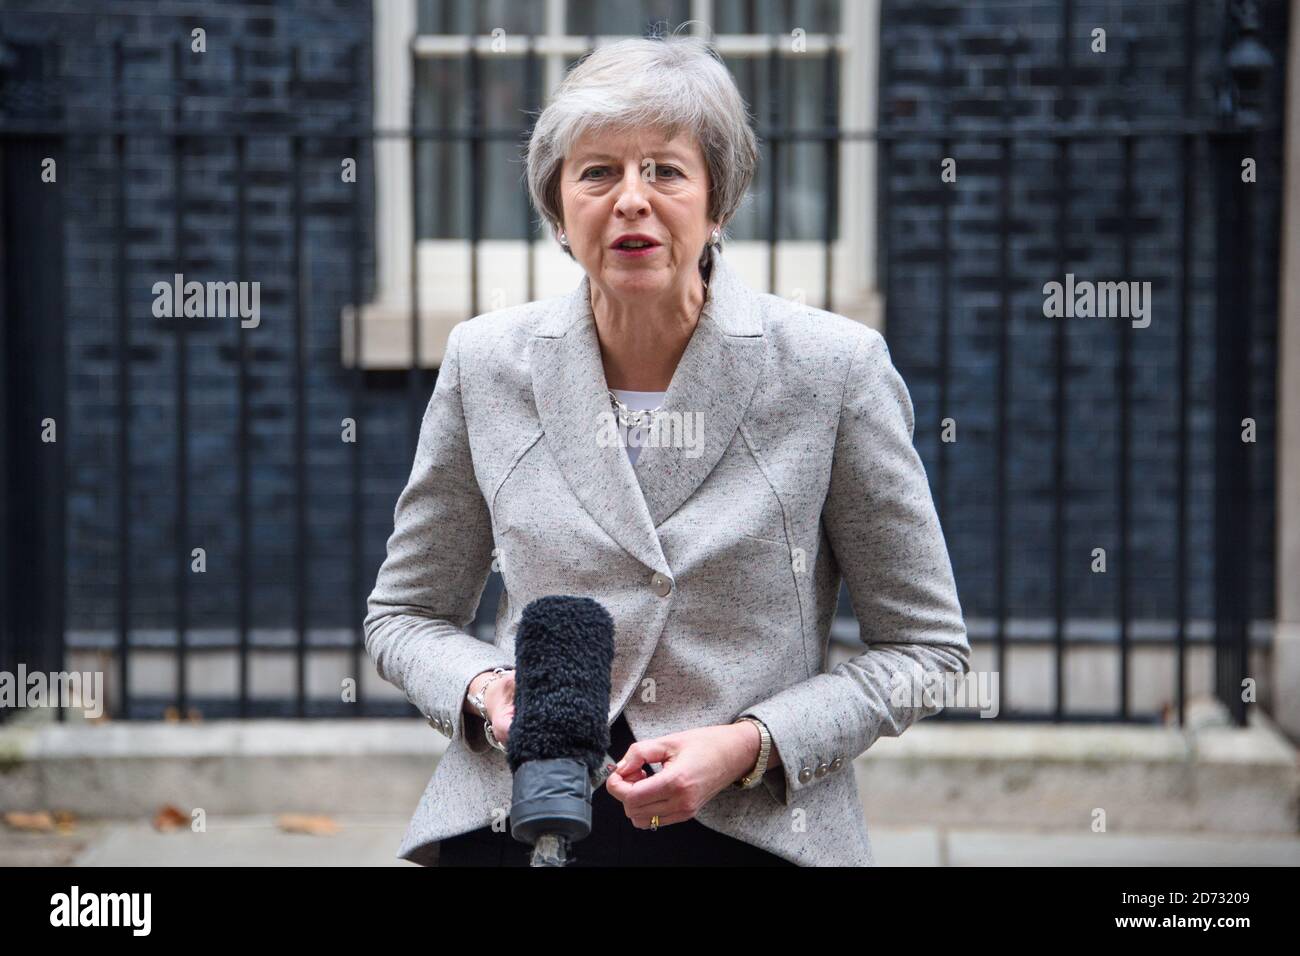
[604,723,758,828]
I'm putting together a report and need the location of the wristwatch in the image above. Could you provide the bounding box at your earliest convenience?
[468,667,513,751]
[732,716,772,789]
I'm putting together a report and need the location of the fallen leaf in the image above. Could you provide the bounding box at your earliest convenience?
[4,811,54,832]
[153,804,188,832]
[276,814,340,836]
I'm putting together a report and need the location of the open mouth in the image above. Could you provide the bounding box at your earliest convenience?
[612,236,660,251]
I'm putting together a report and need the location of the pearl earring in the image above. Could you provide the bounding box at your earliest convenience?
[710,228,721,244]
[558,231,569,246]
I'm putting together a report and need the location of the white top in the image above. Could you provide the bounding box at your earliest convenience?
[610,388,666,467]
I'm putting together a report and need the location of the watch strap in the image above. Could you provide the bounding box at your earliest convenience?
[733,716,772,789]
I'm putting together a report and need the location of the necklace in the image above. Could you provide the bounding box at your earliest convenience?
[608,390,664,430]
[601,270,710,431]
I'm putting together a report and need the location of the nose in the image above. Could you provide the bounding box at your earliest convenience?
[612,162,651,220]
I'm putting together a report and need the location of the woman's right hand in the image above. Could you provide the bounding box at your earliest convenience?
[479,670,516,747]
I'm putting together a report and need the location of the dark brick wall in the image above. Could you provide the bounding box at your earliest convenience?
[879,0,1284,624]
[0,1,404,636]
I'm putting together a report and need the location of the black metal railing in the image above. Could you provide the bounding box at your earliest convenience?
[0,4,1281,727]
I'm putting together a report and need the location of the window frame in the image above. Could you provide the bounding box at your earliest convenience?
[349,0,880,369]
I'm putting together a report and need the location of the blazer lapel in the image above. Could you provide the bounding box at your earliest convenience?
[632,248,765,526]
[530,245,764,572]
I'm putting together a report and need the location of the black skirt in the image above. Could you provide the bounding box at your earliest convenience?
[436,711,796,867]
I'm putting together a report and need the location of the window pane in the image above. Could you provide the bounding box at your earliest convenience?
[418,0,545,35]
[723,53,838,240]
[417,0,471,34]
[713,0,841,34]
[566,0,691,36]
[414,57,542,240]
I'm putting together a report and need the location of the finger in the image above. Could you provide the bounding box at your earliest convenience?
[615,738,670,774]
[631,808,691,830]
[612,770,677,813]
[604,767,647,800]
[626,789,677,815]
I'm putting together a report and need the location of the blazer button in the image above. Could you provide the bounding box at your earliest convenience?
[829,756,844,772]
[650,571,672,597]
[798,766,813,784]
[815,762,829,778]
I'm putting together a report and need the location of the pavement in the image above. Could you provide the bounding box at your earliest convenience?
[4,816,1299,866]
[4,697,1295,866]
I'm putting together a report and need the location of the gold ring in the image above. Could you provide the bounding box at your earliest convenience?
[650,814,660,831]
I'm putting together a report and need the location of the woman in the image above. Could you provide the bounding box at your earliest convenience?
[364,34,970,867]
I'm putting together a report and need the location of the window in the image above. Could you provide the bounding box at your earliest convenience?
[352,0,880,369]
[412,54,538,241]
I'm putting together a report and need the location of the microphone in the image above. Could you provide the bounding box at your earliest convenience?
[505,595,618,866]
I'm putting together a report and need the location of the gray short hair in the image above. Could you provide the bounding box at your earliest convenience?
[524,33,758,260]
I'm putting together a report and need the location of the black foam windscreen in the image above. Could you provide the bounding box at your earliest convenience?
[506,595,615,775]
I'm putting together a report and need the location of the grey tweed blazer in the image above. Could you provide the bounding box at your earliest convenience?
[363,244,970,866]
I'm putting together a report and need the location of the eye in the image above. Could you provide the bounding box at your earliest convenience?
[654,165,682,178]
[579,166,608,180]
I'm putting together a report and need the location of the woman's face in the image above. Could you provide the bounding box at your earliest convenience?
[558,125,716,303]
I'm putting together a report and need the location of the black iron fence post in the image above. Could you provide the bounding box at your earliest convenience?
[0,34,67,725]
[1213,0,1272,727]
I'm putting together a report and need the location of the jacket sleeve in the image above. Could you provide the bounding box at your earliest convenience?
[735,328,971,807]
[363,320,515,754]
